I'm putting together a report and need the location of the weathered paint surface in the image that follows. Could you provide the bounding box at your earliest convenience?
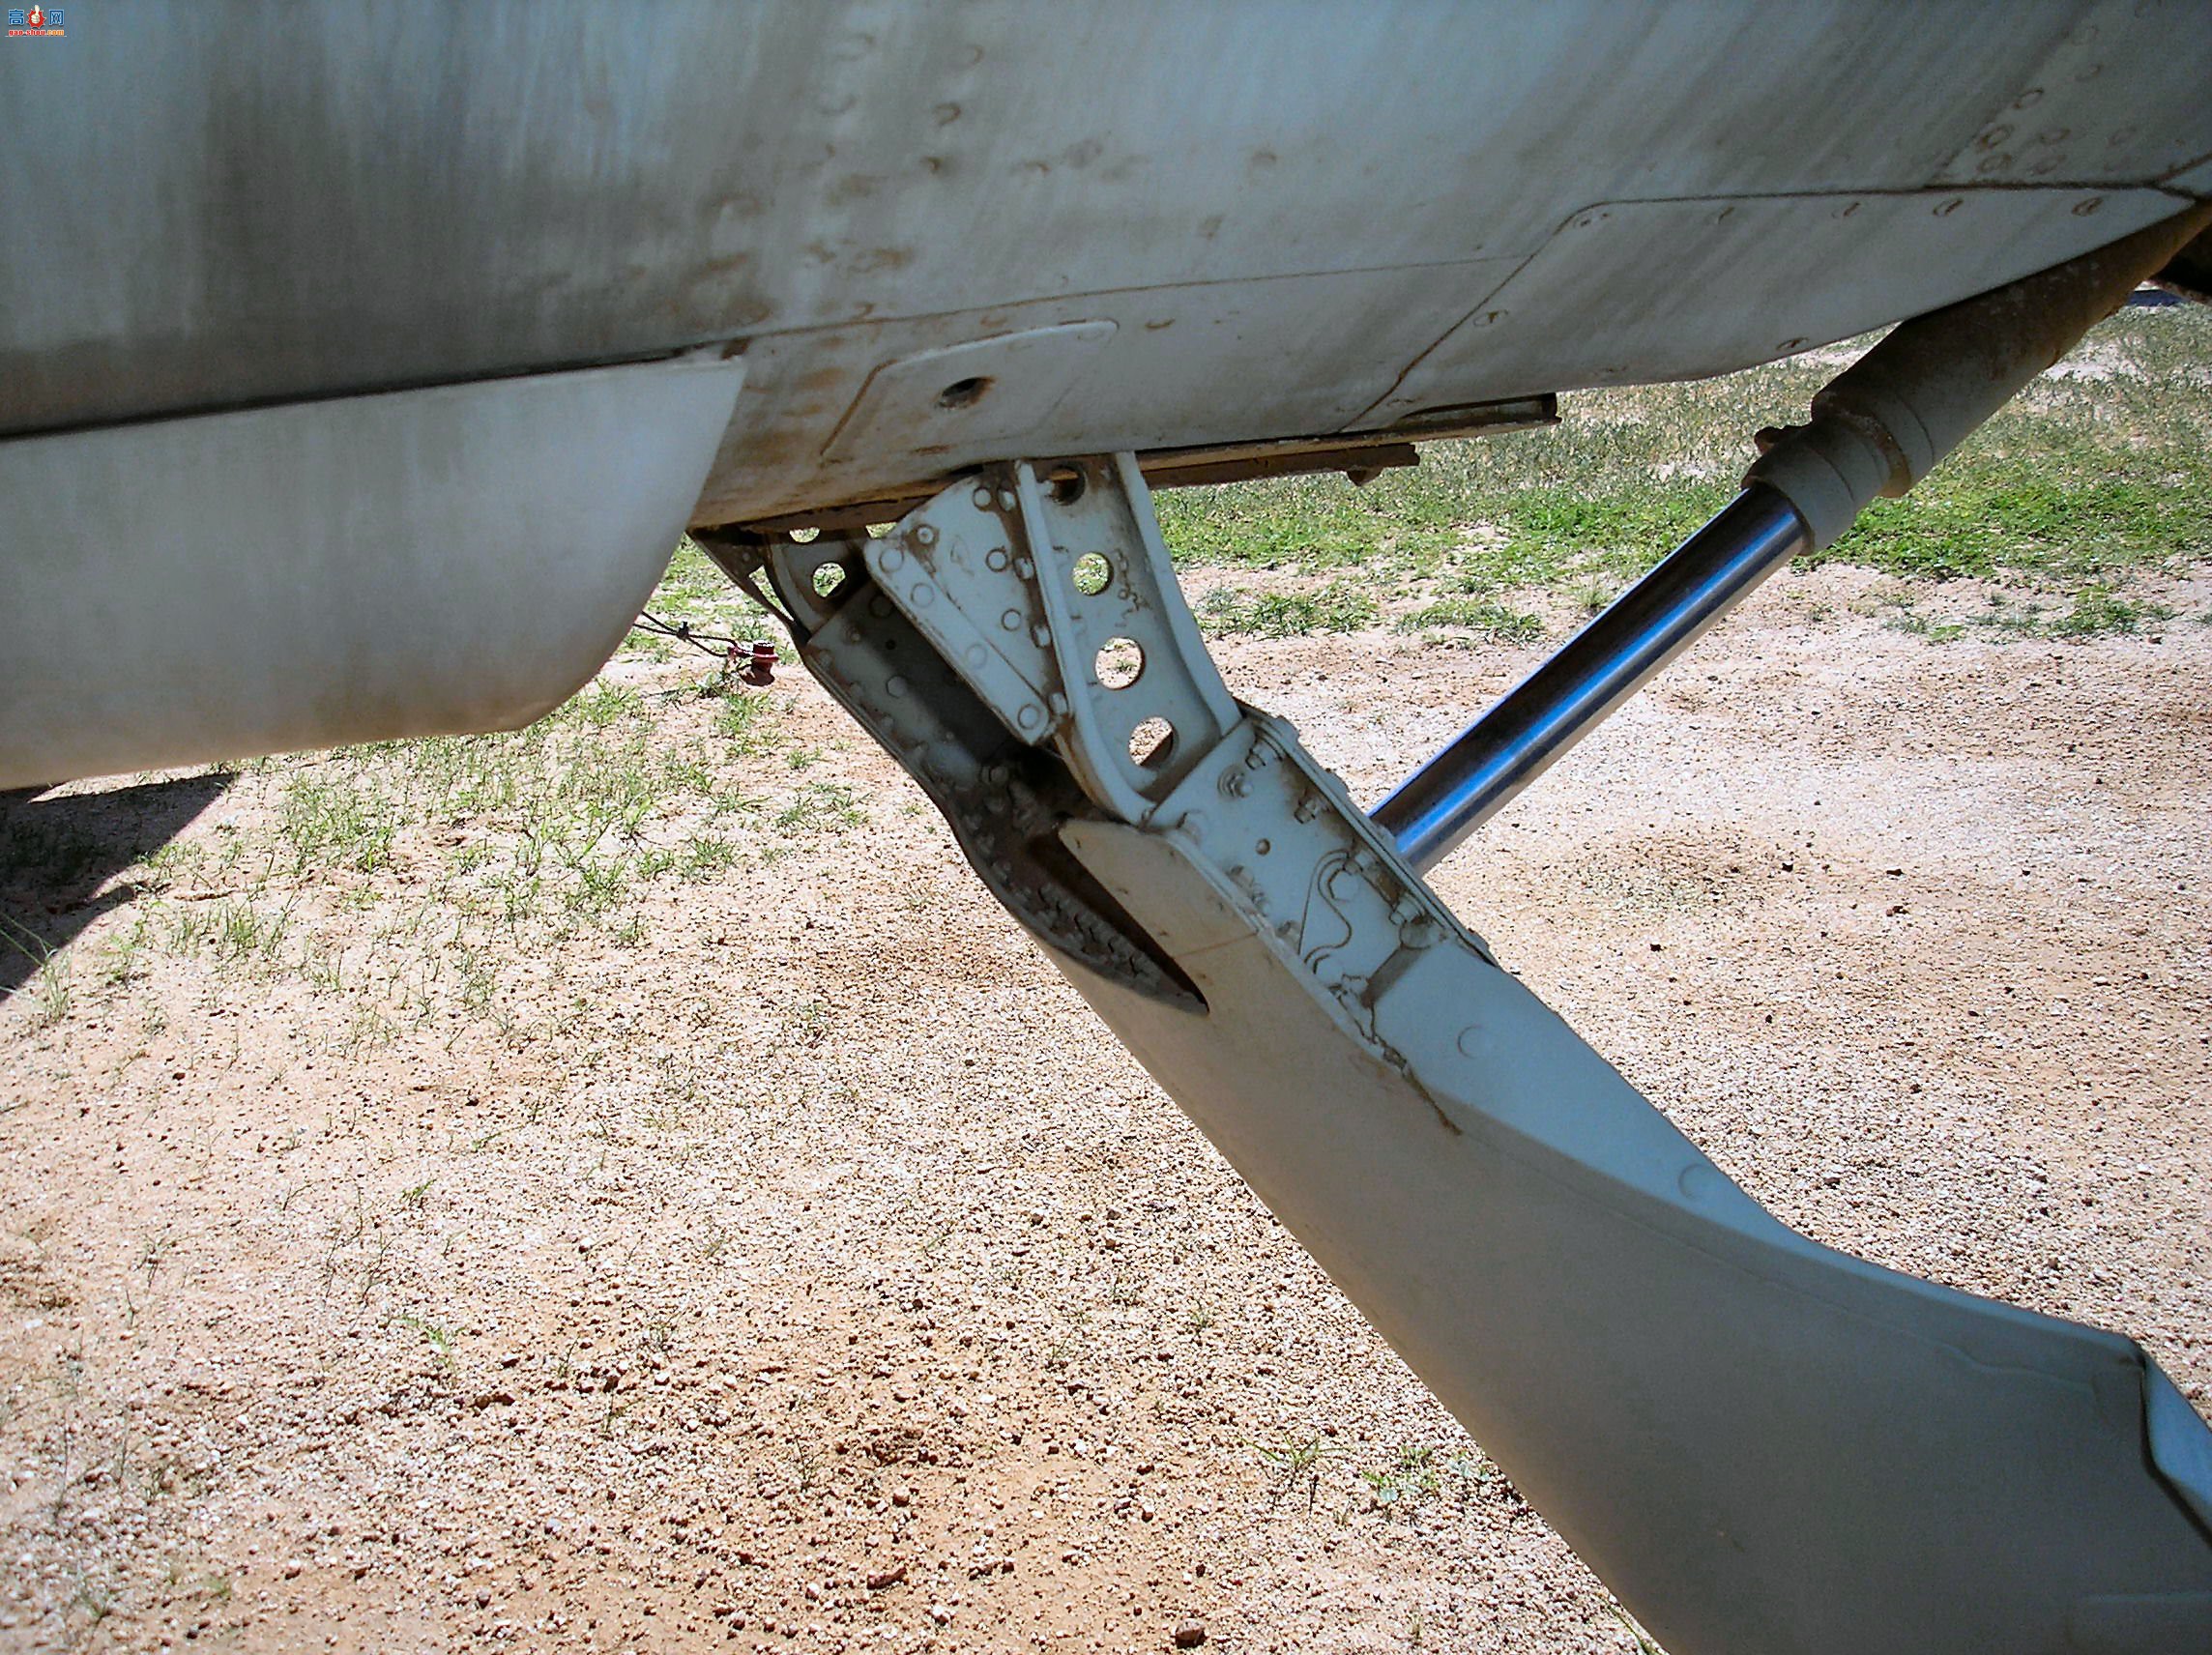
[3,0,2208,524]
[0,358,744,788]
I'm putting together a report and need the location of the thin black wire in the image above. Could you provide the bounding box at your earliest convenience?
[631,609,749,658]
[632,535,802,655]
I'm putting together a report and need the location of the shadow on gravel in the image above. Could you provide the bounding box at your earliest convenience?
[0,774,232,998]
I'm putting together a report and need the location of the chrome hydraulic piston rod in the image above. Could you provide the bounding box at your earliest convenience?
[1373,484,1807,870]
[1376,200,2212,874]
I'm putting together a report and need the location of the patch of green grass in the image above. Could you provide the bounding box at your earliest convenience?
[1154,306,2212,628]
[1195,583,1379,637]
[1158,482,1458,572]
[1,914,71,1026]
[209,899,291,966]
[393,1311,456,1373]
[2051,587,2172,638]
[680,835,741,877]
[1361,1444,1441,1511]
[1885,583,2174,645]
[1809,472,2207,584]
[1393,597,1545,643]
[565,682,645,729]
[714,692,784,758]
[772,779,865,835]
[1256,1434,1330,1505]
[280,772,400,873]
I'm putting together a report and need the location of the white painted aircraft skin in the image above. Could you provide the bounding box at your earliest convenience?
[1,1,2206,524]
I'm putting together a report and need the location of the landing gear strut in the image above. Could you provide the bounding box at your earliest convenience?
[705,205,2212,1655]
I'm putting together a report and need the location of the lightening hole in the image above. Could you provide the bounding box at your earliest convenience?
[1094,637,1144,689]
[1072,553,1111,596]
[1129,718,1176,769]
[812,564,847,598]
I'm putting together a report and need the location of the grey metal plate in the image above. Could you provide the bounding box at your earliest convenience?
[1053,810,2212,1655]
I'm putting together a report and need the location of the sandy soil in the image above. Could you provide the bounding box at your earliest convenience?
[3,566,2208,1655]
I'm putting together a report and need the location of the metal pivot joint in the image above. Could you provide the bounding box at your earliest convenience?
[762,450,2212,1655]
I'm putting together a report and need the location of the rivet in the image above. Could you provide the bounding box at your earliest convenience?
[879,545,907,575]
[986,547,1010,571]
[1001,609,1023,631]
[997,488,1018,511]
[1254,838,1270,856]
[914,523,939,547]
[910,584,937,609]
[964,644,986,667]
[885,674,909,699]
[972,486,995,510]
[1013,556,1034,580]
[1030,624,1052,647]
[1016,705,1043,732]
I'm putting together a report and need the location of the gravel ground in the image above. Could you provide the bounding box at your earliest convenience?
[2,564,2207,1654]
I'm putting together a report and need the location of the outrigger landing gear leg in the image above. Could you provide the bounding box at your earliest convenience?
[729,452,2212,1655]
[715,210,2212,1655]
